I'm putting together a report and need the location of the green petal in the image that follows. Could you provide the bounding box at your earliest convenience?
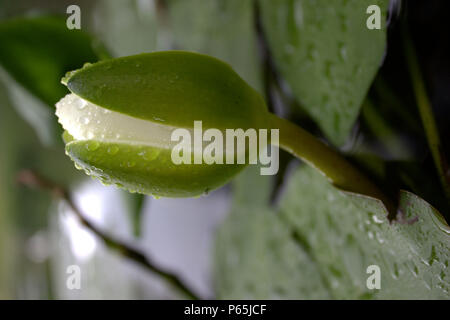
[65,140,246,197]
[64,51,269,131]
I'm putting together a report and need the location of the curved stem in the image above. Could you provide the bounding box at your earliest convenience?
[269,113,395,215]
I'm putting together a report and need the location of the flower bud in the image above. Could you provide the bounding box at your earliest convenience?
[56,51,269,197]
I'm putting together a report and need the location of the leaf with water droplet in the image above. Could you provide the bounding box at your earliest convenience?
[216,166,450,299]
[259,0,389,145]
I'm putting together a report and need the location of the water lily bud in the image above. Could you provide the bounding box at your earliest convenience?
[56,51,269,197]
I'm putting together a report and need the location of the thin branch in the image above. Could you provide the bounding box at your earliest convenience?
[17,169,200,300]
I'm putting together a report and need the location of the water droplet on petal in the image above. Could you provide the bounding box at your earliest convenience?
[107,146,119,155]
[75,99,88,110]
[86,141,99,151]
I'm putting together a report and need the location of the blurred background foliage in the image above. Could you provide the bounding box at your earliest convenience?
[0,0,449,299]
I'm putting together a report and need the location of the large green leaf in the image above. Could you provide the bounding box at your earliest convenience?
[215,165,450,299]
[215,166,331,299]
[259,0,389,145]
[0,16,103,106]
[0,16,104,145]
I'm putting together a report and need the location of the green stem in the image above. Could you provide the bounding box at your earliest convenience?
[403,30,450,203]
[269,113,395,215]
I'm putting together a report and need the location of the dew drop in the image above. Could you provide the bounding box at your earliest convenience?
[86,141,100,151]
[75,99,88,110]
[107,146,119,155]
[371,213,384,224]
[375,232,384,244]
[141,149,160,161]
